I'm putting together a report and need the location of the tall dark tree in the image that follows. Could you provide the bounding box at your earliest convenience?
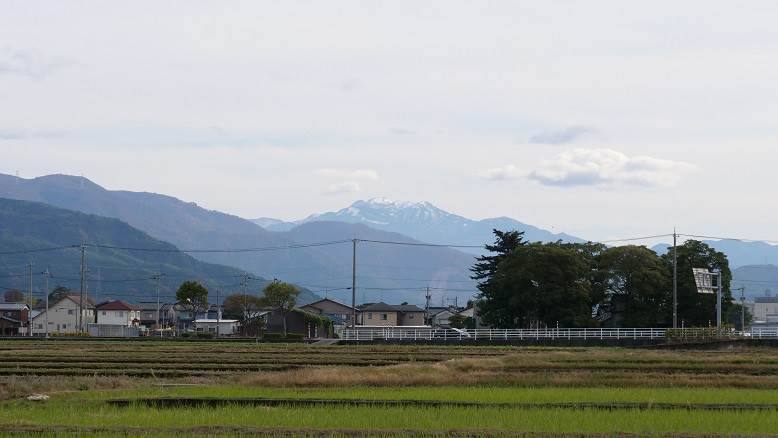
[661,240,732,327]
[595,245,671,327]
[481,242,593,328]
[175,281,209,328]
[471,230,526,325]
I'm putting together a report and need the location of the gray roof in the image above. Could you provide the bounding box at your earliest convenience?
[0,303,29,311]
[360,302,424,313]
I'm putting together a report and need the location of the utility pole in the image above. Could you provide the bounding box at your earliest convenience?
[741,287,746,332]
[28,262,33,337]
[79,244,85,333]
[716,268,723,330]
[153,273,162,332]
[241,273,249,323]
[351,238,357,328]
[216,288,220,338]
[672,229,678,329]
[425,287,431,325]
[42,269,51,338]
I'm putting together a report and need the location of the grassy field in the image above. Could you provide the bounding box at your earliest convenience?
[2,340,778,436]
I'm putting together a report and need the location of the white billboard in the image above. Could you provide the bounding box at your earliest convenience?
[692,268,717,294]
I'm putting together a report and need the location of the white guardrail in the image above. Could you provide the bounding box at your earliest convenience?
[341,327,668,341]
[341,327,778,341]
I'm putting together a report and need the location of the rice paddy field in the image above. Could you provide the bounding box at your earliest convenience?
[3,339,778,436]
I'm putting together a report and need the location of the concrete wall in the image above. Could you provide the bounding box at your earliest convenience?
[361,311,398,326]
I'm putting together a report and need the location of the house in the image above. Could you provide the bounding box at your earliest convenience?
[264,308,333,338]
[31,294,95,335]
[751,296,778,328]
[137,302,162,328]
[300,298,355,327]
[95,300,141,327]
[194,319,240,335]
[429,308,457,327]
[357,302,426,327]
[0,303,30,336]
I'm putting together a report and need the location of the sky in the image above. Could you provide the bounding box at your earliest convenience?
[2,1,778,243]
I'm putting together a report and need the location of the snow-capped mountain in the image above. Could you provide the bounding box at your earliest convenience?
[259,198,584,253]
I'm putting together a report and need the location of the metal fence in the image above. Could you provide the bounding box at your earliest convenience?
[341,327,778,342]
[340,327,668,341]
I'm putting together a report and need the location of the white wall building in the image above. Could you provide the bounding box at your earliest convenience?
[194,319,239,335]
[31,295,95,335]
[95,300,141,327]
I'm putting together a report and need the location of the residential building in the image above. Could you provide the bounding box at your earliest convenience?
[95,300,141,327]
[137,302,162,328]
[31,294,95,335]
[751,296,778,328]
[265,308,333,338]
[0,303,30,336]
[300,298,355,326]
[429,308,457,327]
[194,319,240,335]
[357,302,426,327]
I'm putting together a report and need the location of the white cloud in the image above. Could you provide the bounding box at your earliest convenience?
[323,181,362,195]
[315,168,379,180]
[480,164,521,181]
[529,148,696,188]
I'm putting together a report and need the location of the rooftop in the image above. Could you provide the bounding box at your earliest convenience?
[96,300,141,311]
[0,303,29,311]
[359,302,425,313]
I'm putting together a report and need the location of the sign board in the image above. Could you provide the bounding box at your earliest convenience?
[692,268,717,294]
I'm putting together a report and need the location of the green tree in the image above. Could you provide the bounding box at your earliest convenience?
[661,240,732,327]
[175,281,209,329]
[448,314,467,329]
[223,293,265,335]
[48,286,71,305]
[261,281,300,337]
[471,230,526,326]
[595,245,671,327]
[483,242,593,328]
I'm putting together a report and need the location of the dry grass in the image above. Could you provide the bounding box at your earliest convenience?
[6,343,778,401]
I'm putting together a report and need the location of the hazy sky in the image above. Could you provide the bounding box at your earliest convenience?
[2,1,777,243]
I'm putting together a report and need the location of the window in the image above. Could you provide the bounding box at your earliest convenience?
[35,324,43,329]
[102,311,107,316]
[116,311,124,317]
[408,314,414,319]
[367,313,373,320]
[67,310,74,315]
[381,313,388,320]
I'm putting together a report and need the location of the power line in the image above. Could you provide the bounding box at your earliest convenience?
[85,240,351,253]
[358,239,483,249]
[597,234,674,244]
[0,245,79,255]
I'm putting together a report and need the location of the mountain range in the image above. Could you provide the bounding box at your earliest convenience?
[0,174,485,305]
[0,197,321,304]
[255,198,583,253]
[3,172,777,305]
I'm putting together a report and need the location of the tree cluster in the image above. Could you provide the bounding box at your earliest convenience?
[473,231,736,328]
[176,279,300,336]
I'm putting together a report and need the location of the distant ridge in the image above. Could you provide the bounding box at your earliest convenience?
[0,197,319,305]
[260,197,584,253]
